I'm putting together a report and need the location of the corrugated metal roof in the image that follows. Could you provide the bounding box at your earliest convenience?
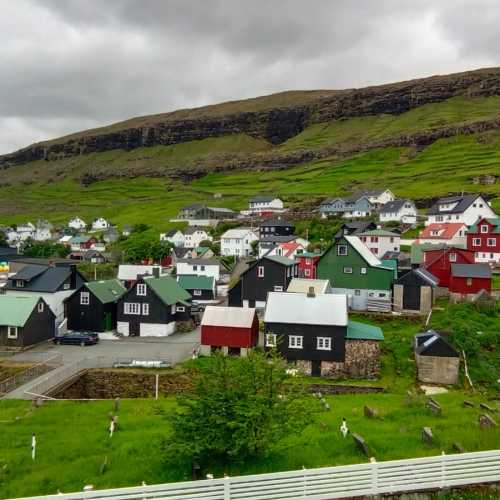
[264,292,348,326]
[344,235,382,267]
[221,228,256,239]
[201,306,256,328]
[264,255,296,266]
[86,279,126,304]
[346,320,384,341]
[145,275,192,306]
[178,275,215,291]
[287,278,331,294]
[0,295,40,327]
[451,263,492,278]
[414,268,439,286]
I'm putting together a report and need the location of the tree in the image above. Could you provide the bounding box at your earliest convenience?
[0,230,6,245]
[23,241,70,258]
[118,231,172,262]
[250,239,259,256]
[164,351,314,468]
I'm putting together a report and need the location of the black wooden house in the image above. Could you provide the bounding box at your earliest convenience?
[228,255,298,308]
[65,279,126,332]
[259,218,295,237]
[393,268,438,315]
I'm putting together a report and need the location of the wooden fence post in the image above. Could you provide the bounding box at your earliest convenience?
[224,475,231,500]
[371,458,378,495]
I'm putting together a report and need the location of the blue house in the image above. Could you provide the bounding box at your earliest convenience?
[319,195,374,219]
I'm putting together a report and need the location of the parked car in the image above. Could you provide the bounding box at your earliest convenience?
[54,331,99,346]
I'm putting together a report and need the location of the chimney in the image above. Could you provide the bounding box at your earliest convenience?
[152,266,160,278]
[69,264,77,289]
[307,286,315,298]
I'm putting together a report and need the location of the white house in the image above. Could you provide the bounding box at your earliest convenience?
[248,196,284,215]
[68,217,87,231]
[34,220,53,242]
[379,199,417,224]
[358,229,401,257]
[220,228,258,257]
[258,236,309,258]
[15,222,36,242]
[160,229,185,247]
[266,240,308,259]
[184,226,212,248]
[417,223,467,246]
[361,189,395,208]
[176,259,220,281]
[425,194,496,226]
[118,265,167,284]
[91,217,110,232]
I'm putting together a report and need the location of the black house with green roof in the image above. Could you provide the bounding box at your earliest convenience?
[117,272,192,336]
[65,279,127,332]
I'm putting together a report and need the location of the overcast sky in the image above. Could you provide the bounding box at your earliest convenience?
[1,0,499,154]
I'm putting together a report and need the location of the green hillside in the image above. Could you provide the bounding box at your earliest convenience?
[1,94,500,230]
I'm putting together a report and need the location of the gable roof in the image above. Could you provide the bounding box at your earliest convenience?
[184,226,209,235]
[164,229,182,238]
[361,189,390,197]
[176,258,220,266]
[287,278,331,294]
[278,241,303,257]
[8,265,80,293]
[250,195,279,203]
[201,306,256,328]
[86,279,126,304]
[144,275,191,306]
[0,296,42,327]
[379,199,413,213]
[410,242,448,265]
[468,217,500,234]
[451,263,492,279]
[259,235,297,244]
[427,194,482,215]
[415,331,459,357]
[264,292,348,326]
[260,218,292,227]
[419,223,465,240]
[118,265,164,281]
[221,228,256,239]
[344,235,383,268]
[414,268,440,286]
[359,229,400,237]
[178,275,215,291]
[264,255,296,266]
[346,320,384,341]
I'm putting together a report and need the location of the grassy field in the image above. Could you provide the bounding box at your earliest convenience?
[0,302,498,498]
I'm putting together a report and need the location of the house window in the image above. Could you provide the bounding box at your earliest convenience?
[142,303,149,316]
[378,293,386,298]
[481,225,489,233]
[177,306,186,312]
[289,335,303,349]
[258,266,264,278]
[473,238,481,246]
[343,267,353,274]
[317,337,332,351]
[304,269,311,277]
[193,290,202,296]
[37,302,44,313]
[137,284,147,296]
[16,280,24,288]
[355,290,361,296]
[436,216,443,222]
[360,267,367,274]
[63,283,70,290]
[7,326,18,339]
[449,253,457,262]
[201,266,205,271]
[124,302,141,315]
[337,245,347,256]
[266,334,276,347]
[171,304,176,314]
[487,238,495,247]
[193,265,198,271]
[466,278,472,286]
[274,286,283,291]
[80,292,90,305]
[306,258,311,265]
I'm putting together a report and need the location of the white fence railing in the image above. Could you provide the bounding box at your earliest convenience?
[10,449,500,500]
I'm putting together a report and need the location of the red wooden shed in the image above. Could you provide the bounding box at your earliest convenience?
[201,306,259,350]
[449,263,492,295]
[423,246,475,288]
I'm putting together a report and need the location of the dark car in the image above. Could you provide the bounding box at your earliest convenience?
[54,331,99,346]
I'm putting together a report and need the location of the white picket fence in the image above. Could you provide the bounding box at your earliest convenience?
[12,449,500,500]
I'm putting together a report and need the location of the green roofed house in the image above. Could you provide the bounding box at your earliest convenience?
[177,275,216,303]
[117,270,192,337]
[317,235,395,312]
[0,295,55,349]
[65,279,127,333]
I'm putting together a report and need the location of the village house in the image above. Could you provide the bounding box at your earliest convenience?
[266,240,307,260]
[248,196,284,215]
[117,264,168,288]
[379,199,417,224]
[316,235,395,311]
[417,223,467,246]
[201,306,259,356]
[184,226,213,248]
[319,195,374,219]
[259,217,294,237]
[449,263,492,296]
[34,220,53,242]
[103,227,120,244]
[220,228,258,257]
[69,235,98,252]
[7,222,35,243]
[228,255,298,309]
[6,263,85,322]
[116,271,191,337]
[286,278,332,295]
[177,204,237,222]
[360,189,396,208]
[160,229,186,247]
[422,246,475,288]
[296,251,322,279]
[0,296,55,349]
[177,275,217,303]
[425,194,496,226]
[466,217,500,263]
[91,217,110,232]
[264,290,384,378]
[335,221,377,238]
[393,267,439,315]
[358,229,401,257]
[176,258,220,280]
[258,235,308,258]
[65,279,126,332]
[68,217,87,231]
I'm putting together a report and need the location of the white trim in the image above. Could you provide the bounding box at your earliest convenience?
[80,292,90,305]
[289,335,303,349]
[176,306,186,312]
[142,303,149,316]
[266,333,277,347]
[124,302,141,315]
[37,301,44,313]
[137,283,147,296]
[317,337,332,350]
[7,326,18,339]
[258,266,264,278]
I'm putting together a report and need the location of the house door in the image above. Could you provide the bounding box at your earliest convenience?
[129,320,140,337]
[104,312,112,331]
[311,360,322,377]
[403,285,420,311]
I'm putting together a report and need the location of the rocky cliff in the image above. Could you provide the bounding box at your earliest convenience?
[2,67,500,170]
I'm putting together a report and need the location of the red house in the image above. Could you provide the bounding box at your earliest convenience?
[201,306,259,356]
[449,263,492,295]
[422,246,475,288]
[466,217,500,264]
[296,252,322,279]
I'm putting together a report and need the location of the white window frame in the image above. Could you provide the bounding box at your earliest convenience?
[343,267,353,274]
[360,267,367,274]
[142,303,149,316]
[124,302,141,315]
[473,238,481,247]
[193,289,202,296]
[449,253,457,262]
[16,280,24,288]
[137,284,147,296]
[7,326,18,339]
[63,283,70,290]
[289,335,303,349]
[80,292,90,305]
[274,286,283,292]
[258,266,264,278]
[37,301,44,313]
[177,306,186,312]
[171,304,176,314]
[487,238,495,247]
[304,269,311,277]
[265,333,276,347]
[481,225,488,233]
[317,337,332,351]
[337,245,348,256]
[354,289,361,296]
